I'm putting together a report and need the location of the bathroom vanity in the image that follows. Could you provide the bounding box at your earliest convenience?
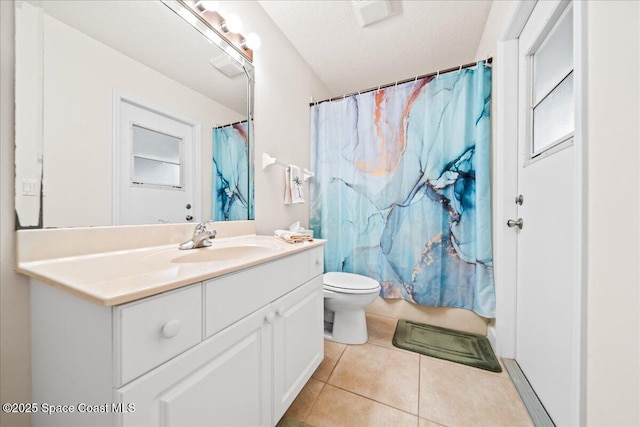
[17,227,325,427]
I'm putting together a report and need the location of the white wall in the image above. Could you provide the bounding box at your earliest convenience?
[29,12,243,227]
[586,2,640,425]
[475,1,514,62]
[0,2,31,426]
[221,2,331,234]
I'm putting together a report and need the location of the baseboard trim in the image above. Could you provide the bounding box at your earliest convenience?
[503,358,555,427]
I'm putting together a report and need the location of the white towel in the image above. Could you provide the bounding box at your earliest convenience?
[284,165,305,204]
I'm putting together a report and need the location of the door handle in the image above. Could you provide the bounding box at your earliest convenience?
[506,218,523,229]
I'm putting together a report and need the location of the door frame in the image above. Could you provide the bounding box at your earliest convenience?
[493,0,588,424]
[112,90,202,225]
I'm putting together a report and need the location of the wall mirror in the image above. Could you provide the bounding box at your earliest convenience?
[14,0,254,229]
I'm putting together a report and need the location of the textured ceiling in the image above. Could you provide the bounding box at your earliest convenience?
[258,0,492,98]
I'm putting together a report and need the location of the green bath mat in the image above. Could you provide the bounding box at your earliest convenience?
[392,320,502,372]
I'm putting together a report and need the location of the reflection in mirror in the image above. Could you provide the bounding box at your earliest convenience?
[132,125,183,188]
[213,121,253,221]
[14,0,254,229]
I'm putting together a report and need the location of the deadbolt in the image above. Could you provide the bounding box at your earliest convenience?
[515,195,524,205]
[186,203,191,209]
[507,218,523,229]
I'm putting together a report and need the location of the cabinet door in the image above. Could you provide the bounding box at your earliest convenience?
[116,305,272,427]
[272,276,324,422]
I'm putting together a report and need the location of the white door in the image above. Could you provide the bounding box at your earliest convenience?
[513,2,581,425]
[116,98,199,225]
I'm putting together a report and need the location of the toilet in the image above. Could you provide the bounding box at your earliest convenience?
[323,272,381,345]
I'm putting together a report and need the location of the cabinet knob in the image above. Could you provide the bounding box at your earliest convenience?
[161,320,182,339]
[265,312,275,324]
[276,307,285,317]
[315,259,322,266]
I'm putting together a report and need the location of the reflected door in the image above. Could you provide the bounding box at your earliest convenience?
[116,98,199,225]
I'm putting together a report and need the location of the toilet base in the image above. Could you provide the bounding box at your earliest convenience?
[324,309,368,345]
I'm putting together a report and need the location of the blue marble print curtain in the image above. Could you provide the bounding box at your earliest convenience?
[310,62,495,318]
[212,121,253,221]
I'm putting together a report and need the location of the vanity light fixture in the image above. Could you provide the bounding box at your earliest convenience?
[220,13,243,34]
[195,1,219,12]
[168,0,259,62]
[242,33,261,51]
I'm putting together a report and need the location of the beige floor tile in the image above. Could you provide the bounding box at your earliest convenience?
[419,356,533,427]
[327,343,420,414]
[312,340,347,382]
[306,384,418,427]
[366,313,398,349]
[283,378,325,422]
[418,418,446,427]
[365,314,416,356]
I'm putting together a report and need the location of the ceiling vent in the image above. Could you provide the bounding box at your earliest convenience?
[351,0,398,28]
[209,54,244,78]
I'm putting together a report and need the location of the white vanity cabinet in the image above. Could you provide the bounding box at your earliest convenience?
[30,246,324,427]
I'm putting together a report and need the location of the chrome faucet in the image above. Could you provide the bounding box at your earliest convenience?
[179,220,217,250]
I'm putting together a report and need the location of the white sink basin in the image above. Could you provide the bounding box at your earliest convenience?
[171,244,277,263]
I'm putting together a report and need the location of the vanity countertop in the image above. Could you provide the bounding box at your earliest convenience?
[17,235,326,306]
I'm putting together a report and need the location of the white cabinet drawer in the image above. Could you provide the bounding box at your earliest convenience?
[204,247,324,339]
[114,284,202,387]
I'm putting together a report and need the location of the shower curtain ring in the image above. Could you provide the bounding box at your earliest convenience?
[458,65,462,74]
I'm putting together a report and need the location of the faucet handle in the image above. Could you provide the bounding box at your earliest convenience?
[194,220,214,235]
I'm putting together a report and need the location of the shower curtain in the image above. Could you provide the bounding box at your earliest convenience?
[212,121,252,221]
[310,62,495,318]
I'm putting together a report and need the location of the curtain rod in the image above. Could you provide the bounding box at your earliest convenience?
[309,57,493,107]
[213,119,248,129]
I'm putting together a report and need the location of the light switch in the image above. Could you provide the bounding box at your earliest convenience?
[22,178,39,196]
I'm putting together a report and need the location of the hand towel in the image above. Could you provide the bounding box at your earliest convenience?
[274,229,313,244]
[284,165,305,204]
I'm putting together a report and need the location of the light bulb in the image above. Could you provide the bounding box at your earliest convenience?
[196,1,219,12]
[222,14,243,33]
[242,33,261,50]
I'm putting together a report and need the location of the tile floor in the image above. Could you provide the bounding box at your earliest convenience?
[278,313,533,427]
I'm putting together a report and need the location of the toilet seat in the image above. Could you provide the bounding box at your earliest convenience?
[323,272,380,295]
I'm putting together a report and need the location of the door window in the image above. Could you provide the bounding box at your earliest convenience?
[131,124,184,189]
[529,5,574,160]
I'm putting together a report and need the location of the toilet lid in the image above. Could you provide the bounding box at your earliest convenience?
[323,272,380,293]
